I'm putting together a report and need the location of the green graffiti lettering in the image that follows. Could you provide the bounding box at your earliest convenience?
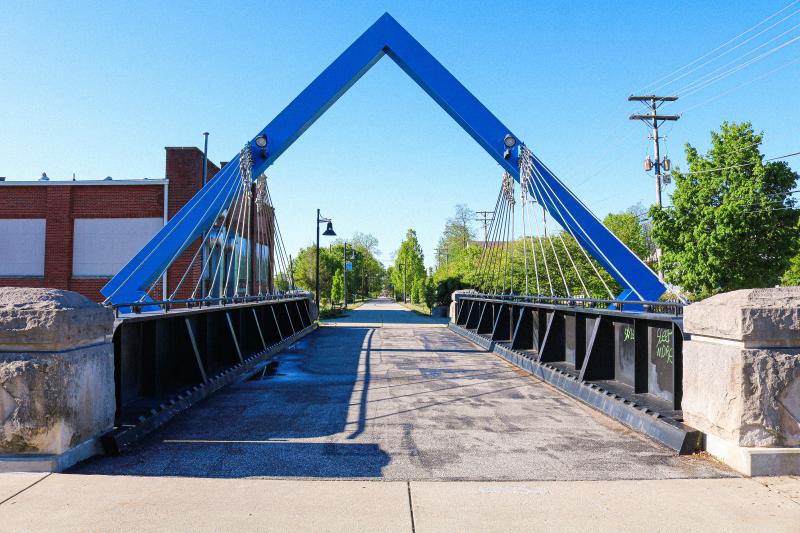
[623,326,635,342]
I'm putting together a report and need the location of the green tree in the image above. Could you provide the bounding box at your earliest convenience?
[393,229,426,300]
[651,121,799,299]
[783,248,800,286]
[437,204,476,272]
[290,233,385,302]
[351,232,380,256]
[292,244,338,303]
[384,266,395,295]
[422,277,437,311]
[275,271,291,292]
[603,208,652,261]
[331,269,344,304]
[411,278,423,304]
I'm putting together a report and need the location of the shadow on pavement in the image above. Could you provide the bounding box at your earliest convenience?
[71,327,391,478]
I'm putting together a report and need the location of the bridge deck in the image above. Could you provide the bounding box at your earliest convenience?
[73,299,730,480]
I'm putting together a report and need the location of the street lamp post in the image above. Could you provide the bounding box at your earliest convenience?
[316,209,336,310]
[200,132,209,299]
[342,242,356,309]
[343,241,347,310]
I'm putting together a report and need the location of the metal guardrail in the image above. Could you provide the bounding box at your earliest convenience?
[107,294,316,451]
[458,292,684,316]
[450,294,698,453]
[108,292,314,318]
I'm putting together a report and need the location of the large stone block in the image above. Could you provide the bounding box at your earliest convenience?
[0,345,115,454]
[682,342,800,447]
[682,287,800,475]
[683,287,800,347]
[0,288,115,466]
[0,287,113,351]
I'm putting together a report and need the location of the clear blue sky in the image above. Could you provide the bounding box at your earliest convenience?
[2,1,798,267]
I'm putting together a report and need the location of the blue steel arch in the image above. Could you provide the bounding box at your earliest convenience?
[102,12,665,305]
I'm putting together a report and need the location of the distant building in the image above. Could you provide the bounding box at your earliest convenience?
[0,147,272,303]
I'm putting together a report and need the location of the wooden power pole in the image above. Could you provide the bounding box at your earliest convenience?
[629,95,679,280]
[628,95,680,208]
[475,211,494,243]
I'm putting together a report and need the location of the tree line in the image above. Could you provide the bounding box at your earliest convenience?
[394,120,799,306]
[287,121,798,307]
[290,231,386,306]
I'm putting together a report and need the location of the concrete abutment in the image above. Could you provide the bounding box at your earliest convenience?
[0,288,115,471]
[681,287,800,475]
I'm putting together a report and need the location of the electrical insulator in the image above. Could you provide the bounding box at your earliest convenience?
[644,156,652,171]
[663,157,670,171]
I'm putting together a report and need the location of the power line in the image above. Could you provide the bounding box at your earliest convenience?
[676,150,800,176]
[593,155,800,215]
[678,55,800,113]
[644,189,799,215]
[638,201,798,221]
[571,127,642,188]
[659,9,800,93]
[727,189,800,204]
[676,34,800,97]
[637,0,800,93]
[672,20,800,95]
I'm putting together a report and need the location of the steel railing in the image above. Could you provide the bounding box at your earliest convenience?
[108,291,313,318]
[454,292,684,316]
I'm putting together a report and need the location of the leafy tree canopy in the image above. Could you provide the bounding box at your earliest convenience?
[650,121,799,299]
[290,232,385,303]
[331,269,344,304]
[782,250,800,286]
[392,229,426,293]
[603,207,653,262]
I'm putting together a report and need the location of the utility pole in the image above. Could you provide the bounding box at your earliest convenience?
[475,211,494,243]
[201,132,209,298]
[629,95,679,280]
[628,95,679,208]
[435,246,449,272]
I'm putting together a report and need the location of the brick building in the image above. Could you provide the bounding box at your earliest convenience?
[0,147,272,303]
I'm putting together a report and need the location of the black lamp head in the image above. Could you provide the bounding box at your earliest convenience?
[323,221,336,236]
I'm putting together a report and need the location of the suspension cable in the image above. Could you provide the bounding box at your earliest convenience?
[171,169,245,300]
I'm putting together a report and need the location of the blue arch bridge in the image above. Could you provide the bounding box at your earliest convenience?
[90,14,708,474]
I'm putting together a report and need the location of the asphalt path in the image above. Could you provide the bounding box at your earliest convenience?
[322,298,449,327]
[72,299,731,481]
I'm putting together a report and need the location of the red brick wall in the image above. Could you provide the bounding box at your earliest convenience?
[72,185,163,218]
[0,183,164,301]
[0,186,48,217]
[0,147,221,303]
[164,148,220,300]
[43,186,74,288]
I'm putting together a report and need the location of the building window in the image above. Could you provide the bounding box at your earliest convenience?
[0,219,46,276]
[73,218,163,277]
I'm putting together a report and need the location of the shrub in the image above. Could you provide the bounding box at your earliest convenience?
[435,276,466,307]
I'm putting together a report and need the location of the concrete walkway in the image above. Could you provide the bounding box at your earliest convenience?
[2,299,798,530]
[1,474,799,531]
[322,297,449,327]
